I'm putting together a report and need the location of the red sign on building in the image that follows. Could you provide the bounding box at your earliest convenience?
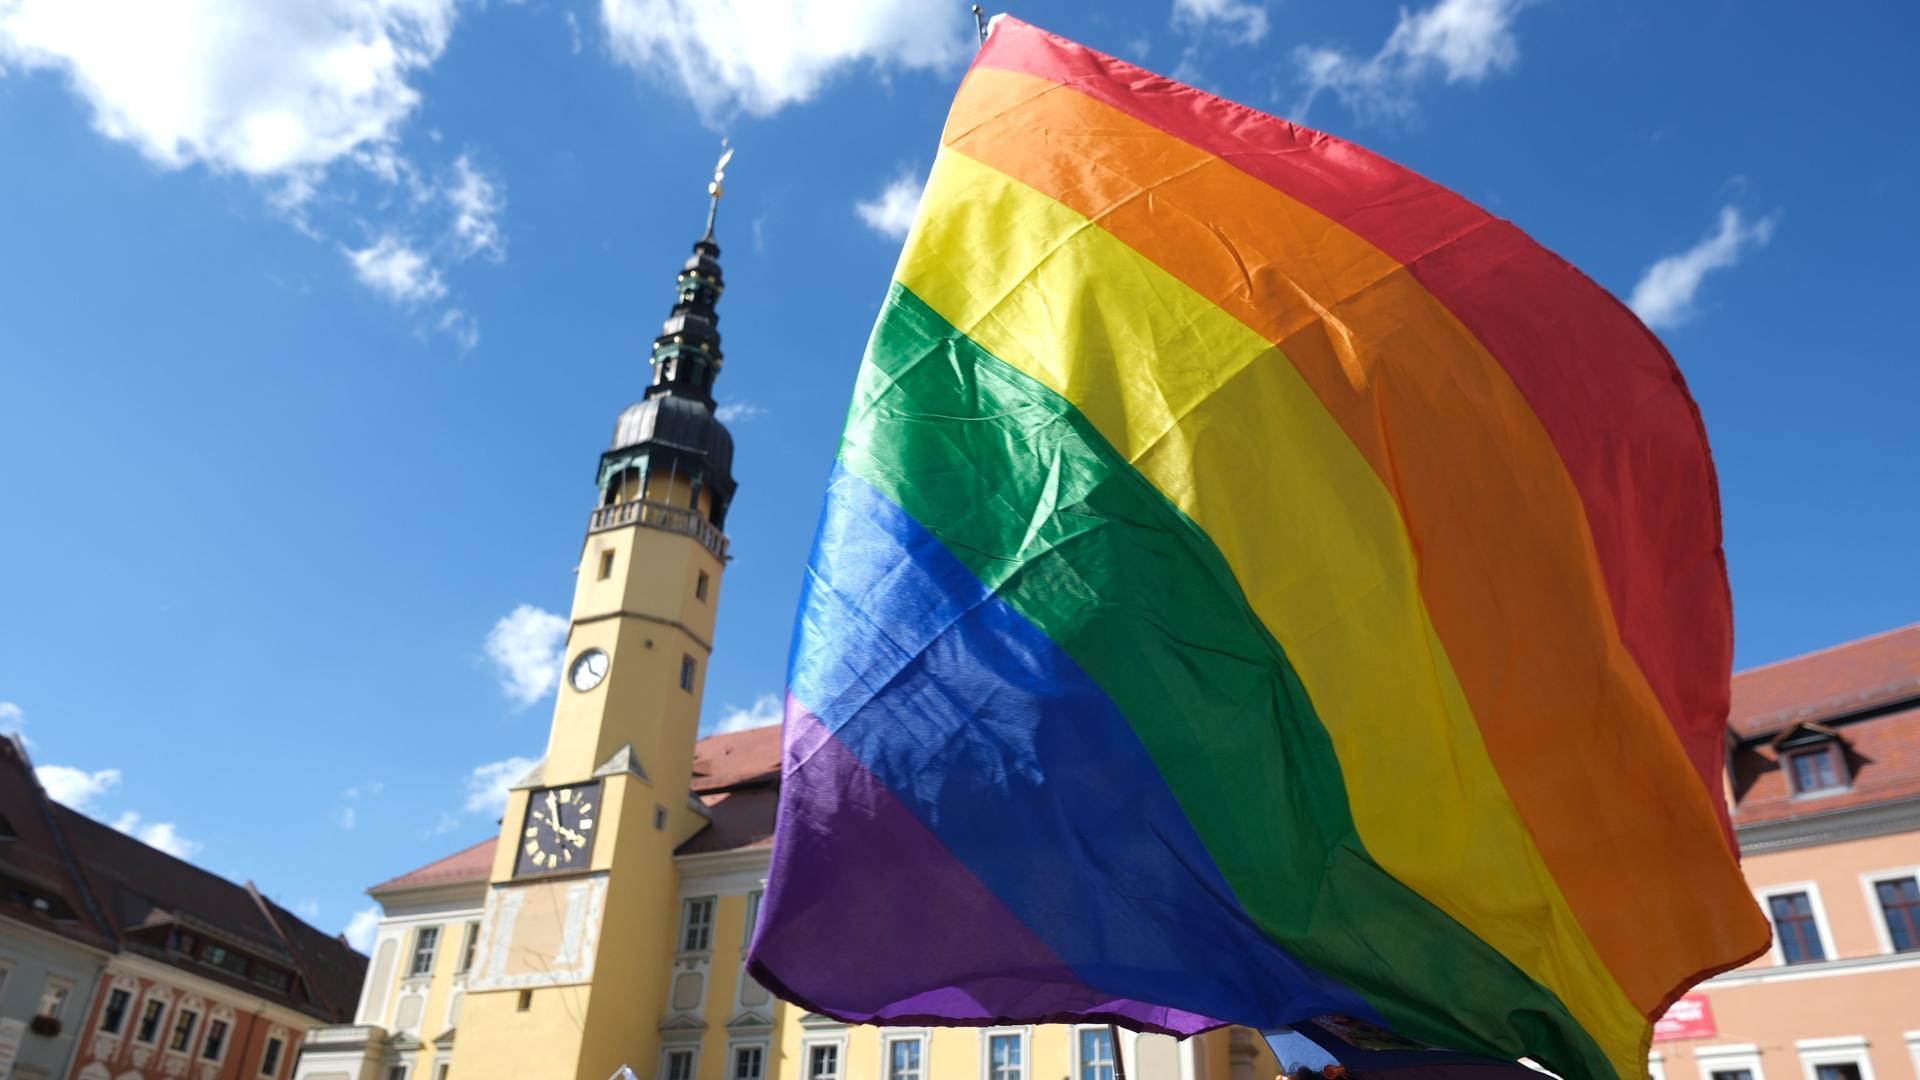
[1653,994,1717,1041]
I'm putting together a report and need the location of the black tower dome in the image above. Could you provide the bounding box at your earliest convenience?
[596,148,739,530]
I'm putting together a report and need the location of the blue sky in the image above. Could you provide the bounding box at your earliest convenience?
[1,0,1915,945]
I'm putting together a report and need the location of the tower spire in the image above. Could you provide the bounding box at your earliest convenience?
[702,140,733,243]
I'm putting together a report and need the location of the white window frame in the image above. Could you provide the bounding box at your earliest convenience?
[385,1063,410,1080]
[1858,866,1920,955]
[199,1015,233,1064]
[134,993,171,1046]
[456,921,482,976]
[98,986,135,1035]
[802,1036,847,1080]
[37,976,74,1021]
[1070,1025,1116,1080]
[981,1027,1029,1080]
[727,1040,769,1080]
[1797,1036,1877,1080]
[659,1046,698,1080]
[880,1030,928,1080]
[166,1006,201,1056]
[742,890,762,944]
[1696,1043,1767,1080]
[408,925,441,979]
[679,897,716,954]
[1648,1051,1665,1080]
[1755,881,1837,965]
[260,1034,287,1077]
[1904,1032,1920,1080]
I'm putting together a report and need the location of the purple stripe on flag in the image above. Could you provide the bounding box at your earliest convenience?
[747,700,1221,1036]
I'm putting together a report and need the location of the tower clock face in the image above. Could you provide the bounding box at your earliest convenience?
[569,648,609,692]
[515,781,603,876]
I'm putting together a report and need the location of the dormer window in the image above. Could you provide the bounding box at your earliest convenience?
[1771,722,1850,796]
[1787,745,1844,794]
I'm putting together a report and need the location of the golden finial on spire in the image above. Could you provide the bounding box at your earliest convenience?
[702,138,733,242]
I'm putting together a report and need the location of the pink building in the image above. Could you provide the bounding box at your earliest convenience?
[1654,625,1920,1080]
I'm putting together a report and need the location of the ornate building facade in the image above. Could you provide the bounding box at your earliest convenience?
[0,736,365,1080]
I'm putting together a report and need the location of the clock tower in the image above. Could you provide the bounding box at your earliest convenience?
[450,151,741,1080]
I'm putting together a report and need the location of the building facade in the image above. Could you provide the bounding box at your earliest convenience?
[0,736,366,1080]
[1653,626,1920,1080]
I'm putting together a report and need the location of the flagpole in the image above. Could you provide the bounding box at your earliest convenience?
[1109,1025,1128,1080]
[971,4,987,44]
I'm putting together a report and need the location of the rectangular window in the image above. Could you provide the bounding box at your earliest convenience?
[989,1033,1024,1080]
[253,967,292,992]
[202,943,250,976]
[202,1020,229,1061]
[261,1036,285,1077]
[1709,1072,1753,1080]
[37,980,71,1021]
[136,1000,166,1043]
[100,988,132,1034]
[517,989,533,1012]
[732,1046,764,1080]
[436,1063,450,1080]
[679,655,696,692]
[409,925,441,977]
[1787,745,1844,793]
[887,1039,922,1080]
[1078,1029,1114,1080]
[1814,1066,1862,1080]
[665,1050,696,1080]
[457,921,482,974]
[388,1066,408,1080]
[168,1009,199,1053]
[743,890,762,943]
[807,1045,840,1080]
[599,550,616,580]
[1769,891,1826,963]
[695,571,710,602]
[680,897,715,953]
[1876,875,1920,952]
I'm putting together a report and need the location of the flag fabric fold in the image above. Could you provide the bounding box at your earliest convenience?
[748,17,1768,1079]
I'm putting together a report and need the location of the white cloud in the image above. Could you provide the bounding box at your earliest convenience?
[295,898,322,920]
[600,0,971,120]
[344,905,381,951]
[706,692,782,735]
[111,812,202,860]
[447,154,505,261]
[423,811,461,837]
[483,604,568,707]
[1172,0,1267,45]
[346,234,446,304]
[855,171,925,240]
[1291,0,1531,120]
[0,0,456,178]
[435,307,480,350]
[564,10,583,55]
[1628,206,1778,331]
[465,756,538,815]
[715,401,766,423]
[0,701,24,739]
[337,806,358,829]
[36,764,122,809]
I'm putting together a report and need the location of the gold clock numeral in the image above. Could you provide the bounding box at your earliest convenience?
[525,840,539,855]
[525,827,538,837]
[577,802,592,815]
[562,849,573,863]
[560,788,573,802]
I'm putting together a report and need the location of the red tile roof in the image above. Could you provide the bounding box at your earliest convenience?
[1729,623,1920,737]
[691,724,781,792]
[0,736,116,952]
[368,836,498,895]
[1733,704,1920,826]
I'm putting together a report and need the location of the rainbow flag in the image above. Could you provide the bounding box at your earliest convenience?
[748,17,1767,1079]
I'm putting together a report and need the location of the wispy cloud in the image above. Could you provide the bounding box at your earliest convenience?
[0,701,25,742]
[1628,206,1778,331]
[483,604,568,707]
[1172,0,1267,45]
[344,905,381,951]
[465,756,538,815]
[0,0,503,340]
[855,170,925,240]
[37,764,122,809]
[601,0,972,121]
[706,692,782,735]
[112,811,202,859]
[346,235,447,304]
[715,401,766,423]
[295,898,321,921]
[1291,0,1532,121]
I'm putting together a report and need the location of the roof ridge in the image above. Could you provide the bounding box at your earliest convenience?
[1737,622,1920,677]
[245,881,342,1020]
